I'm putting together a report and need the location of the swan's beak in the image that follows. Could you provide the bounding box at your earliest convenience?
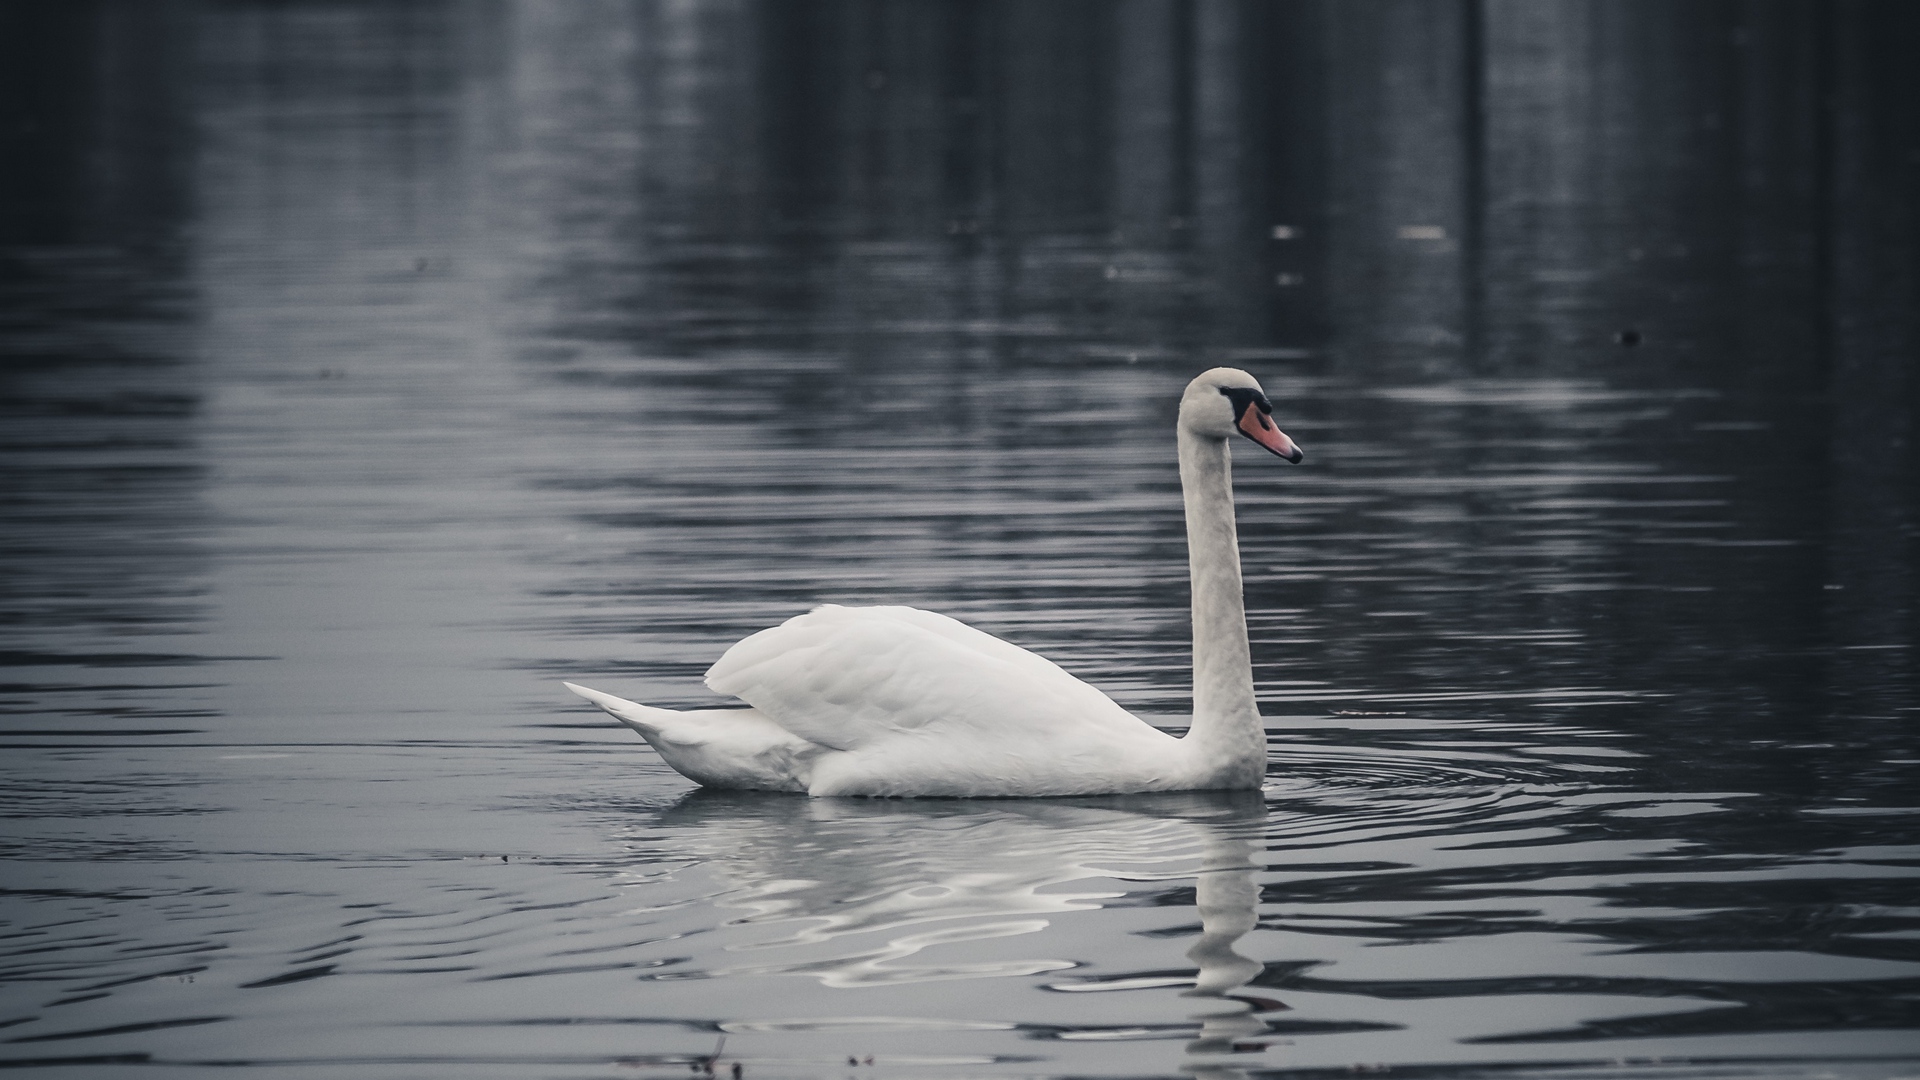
[1238,409,1304,463]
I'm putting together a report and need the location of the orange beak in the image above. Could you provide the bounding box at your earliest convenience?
[1238,408,1303,463]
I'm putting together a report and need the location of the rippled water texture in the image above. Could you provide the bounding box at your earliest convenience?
[3,2,1918,1077]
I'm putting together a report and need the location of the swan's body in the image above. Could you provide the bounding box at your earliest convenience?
[570,604,1234,797]
[566,368,1303,797]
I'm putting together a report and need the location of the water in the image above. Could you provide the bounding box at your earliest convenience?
[3,2,1918,1077]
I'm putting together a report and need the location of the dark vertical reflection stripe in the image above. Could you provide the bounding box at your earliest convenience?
[0,1,203,690]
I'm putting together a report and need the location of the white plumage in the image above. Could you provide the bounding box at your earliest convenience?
[566,368,1304,797]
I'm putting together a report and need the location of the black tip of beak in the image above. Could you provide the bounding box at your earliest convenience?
[1286,448,1304,464]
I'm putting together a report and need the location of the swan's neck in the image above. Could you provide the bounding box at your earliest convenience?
[1177,427,1265,785]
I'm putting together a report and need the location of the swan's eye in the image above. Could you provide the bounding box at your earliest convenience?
[1217,386,1271,422]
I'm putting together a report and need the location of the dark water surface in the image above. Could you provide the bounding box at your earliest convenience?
[3,2,1918,1077]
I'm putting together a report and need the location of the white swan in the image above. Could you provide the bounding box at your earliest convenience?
[565,367,1303,797]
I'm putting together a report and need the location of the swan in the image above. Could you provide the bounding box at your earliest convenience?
[565,367,1303,797]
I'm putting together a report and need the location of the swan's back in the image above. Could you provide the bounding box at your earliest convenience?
[705,605,1165,775]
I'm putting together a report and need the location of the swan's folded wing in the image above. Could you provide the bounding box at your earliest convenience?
[704,605,1142,751]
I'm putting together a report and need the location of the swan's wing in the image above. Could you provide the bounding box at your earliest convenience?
[704,605,1146,751]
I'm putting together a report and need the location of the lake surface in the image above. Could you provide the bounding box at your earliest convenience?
[3,2,1918,1077]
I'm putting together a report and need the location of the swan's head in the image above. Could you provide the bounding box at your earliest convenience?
[1179,367,1304,463]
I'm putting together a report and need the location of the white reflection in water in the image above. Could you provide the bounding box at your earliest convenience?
[621,790,1278,1074]
[637,793,1265,997]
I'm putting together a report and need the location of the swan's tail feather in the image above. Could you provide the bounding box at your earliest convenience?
[563,681,685,738]
[563,682,811,791]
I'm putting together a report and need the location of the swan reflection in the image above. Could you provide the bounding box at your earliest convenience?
[634,790,1275,1069]
[1181,829,1272,1075]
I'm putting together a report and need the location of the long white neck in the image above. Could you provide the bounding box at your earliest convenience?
[1176,426,1266,786]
